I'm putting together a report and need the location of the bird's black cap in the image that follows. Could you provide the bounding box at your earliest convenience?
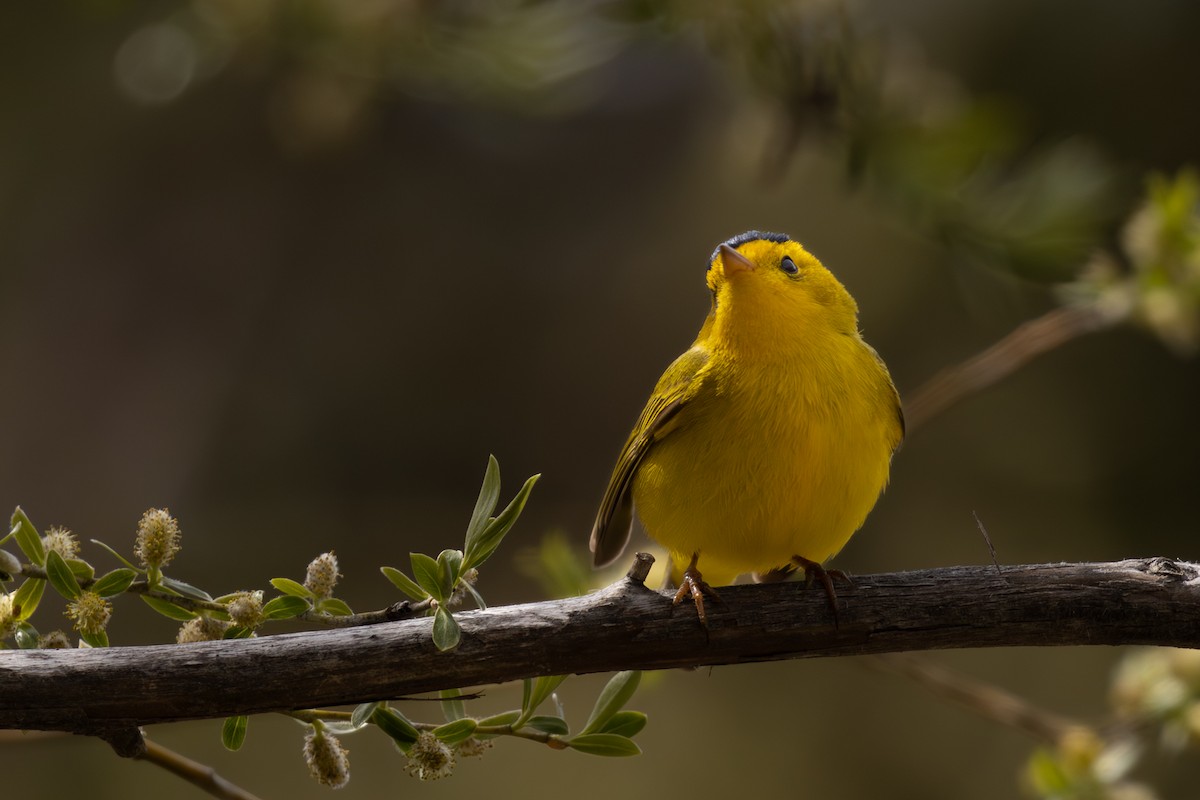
[708,231,791,268]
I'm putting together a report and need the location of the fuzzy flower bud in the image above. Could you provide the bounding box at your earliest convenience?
[38,630,72,649]
[0,592,16,640]
[41,526,80,560]
[404,731,455,781]
[66,591,112,635]
[227,590,265,630]
[134,508,182,569]
[454,736,492,759]
[176,616,232,643]
[304,552,340,600]
[449,567,480,606]
[304,725,350,789]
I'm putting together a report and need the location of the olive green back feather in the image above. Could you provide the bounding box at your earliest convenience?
[590,345,709,567]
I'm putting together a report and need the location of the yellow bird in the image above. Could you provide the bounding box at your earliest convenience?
[590,231,903,620]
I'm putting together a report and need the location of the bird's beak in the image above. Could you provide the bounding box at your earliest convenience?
[719,244,755,275]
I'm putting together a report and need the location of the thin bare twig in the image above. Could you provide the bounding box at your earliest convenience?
[137,736,264,800]
[872,653,1084,744]
[904,305,1110,433]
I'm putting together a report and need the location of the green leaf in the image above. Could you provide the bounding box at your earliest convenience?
[261,595,310,620]
[160,577,213,602]
[269,577,314,599]
[526,715,570,735]
[598,711,647,738]
[410,553,444,602]
[432,607,461,651]
[14,622,39,649]
[475,710,521,732]
[381,566,428,600]
[140,594,197,621]
[460,579,487,611]
[88,539,140,570]
[66,558,94,583]
[436,549,463,598]
[565,733,642,757]
[519,675,567,726]
[581,670,642,735]
[463,473,540,571]
[463,455,502,548]
[440,689,466,722]
[352,702,381,730]
[432,718,478,745]
[221,716,248,751]
[372,707,420,746]
[12,577,45,620]
[79,629,109,648]
[92,568,138,598]
[45,550,82,600]
[315,597,353,616]
[11,508,45,566]
[222,626,253,639]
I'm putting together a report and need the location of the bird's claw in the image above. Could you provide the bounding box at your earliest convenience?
[670,556,724,627]
[792,555,852,628]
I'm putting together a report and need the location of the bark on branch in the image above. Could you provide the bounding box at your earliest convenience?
[3,557,1198,741]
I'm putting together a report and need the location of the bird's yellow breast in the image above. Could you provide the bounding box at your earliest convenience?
[631,318,898,586]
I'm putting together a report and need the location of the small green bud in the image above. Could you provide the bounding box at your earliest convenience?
[134,508,182,570]
[404,731,455,781]
[176,616,231,643]
[304,725,350,789]
[66,591,112,635]
[304,552,340,600]
[41,526,80,560]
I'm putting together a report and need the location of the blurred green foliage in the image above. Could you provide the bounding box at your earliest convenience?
[127,0,1119,278]
[1066,171,1200,353]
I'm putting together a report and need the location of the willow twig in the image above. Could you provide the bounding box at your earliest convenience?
[138,736,264,800]
[904,304,1111,433]
[872,653,1084,744]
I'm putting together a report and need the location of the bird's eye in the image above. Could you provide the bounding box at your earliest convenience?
[780,256,799,275]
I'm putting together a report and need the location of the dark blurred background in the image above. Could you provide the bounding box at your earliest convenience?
[3,1,1199,797]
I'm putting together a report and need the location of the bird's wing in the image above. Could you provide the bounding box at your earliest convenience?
[590,345,710,568]
[864,341,906,449]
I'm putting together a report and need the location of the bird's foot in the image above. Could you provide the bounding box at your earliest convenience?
[670,554,723,627]
[791,555,852,627]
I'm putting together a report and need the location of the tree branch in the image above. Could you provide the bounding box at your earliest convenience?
[3,557,1198,740]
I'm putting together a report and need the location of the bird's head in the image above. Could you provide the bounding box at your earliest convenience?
[705,231,860,349]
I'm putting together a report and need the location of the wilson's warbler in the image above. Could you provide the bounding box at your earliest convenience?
[590,231,903,620]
